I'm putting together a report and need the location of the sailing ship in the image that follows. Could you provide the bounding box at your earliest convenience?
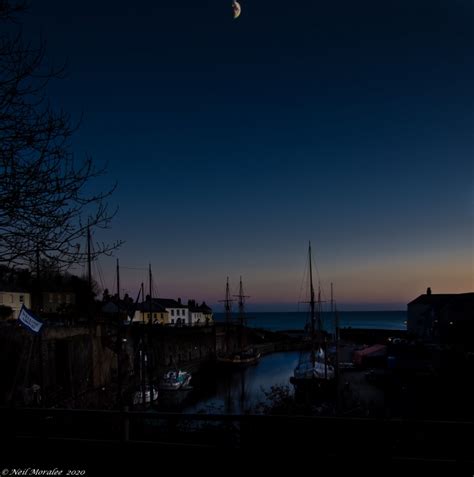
[217,277,261,366]
[290,242,335,391]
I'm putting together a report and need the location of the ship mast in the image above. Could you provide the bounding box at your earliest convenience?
[309,242,316,367]
[116,258,123,409]
[225,277,232,325]
[87,224,92,321]
[234,276,250,351]
[219,277,234,355]
[148,264,155,403]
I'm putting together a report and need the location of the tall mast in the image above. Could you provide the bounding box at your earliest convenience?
[140,282,146,406]
[148,264,153,325]
[116,259,120,301]
[87,225,92,299]
[309,242,316,366]
[225,277,232,324]
[234,276,250,351]
[219,277,233,355]
[321,284,327,379]
[330,283,334,314]
[148,264,154,403]
[87,225,92,320]
[238,276,245,326]
[116,257,122,409]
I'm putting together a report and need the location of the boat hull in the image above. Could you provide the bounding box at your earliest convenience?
[290,375,337,398]
[216,352,261,366]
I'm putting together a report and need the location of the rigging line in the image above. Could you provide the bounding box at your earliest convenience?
[297,249,309,311]
[94,262,104,293]
[95,260,105,292]
[111,274,117,298]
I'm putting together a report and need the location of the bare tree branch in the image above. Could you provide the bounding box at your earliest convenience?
[0,1,123,268]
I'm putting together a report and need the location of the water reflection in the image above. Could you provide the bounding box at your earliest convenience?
[168,351,301,414]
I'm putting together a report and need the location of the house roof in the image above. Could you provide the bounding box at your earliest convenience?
[0,289,29,294]
[199,302,213,313]
[408,292,474,307]
[152,298,187,309]
[137,301,168,313]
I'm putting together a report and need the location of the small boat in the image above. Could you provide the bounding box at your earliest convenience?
[159,370,192,391]
[216,349,261,366]
[133,385,159,406]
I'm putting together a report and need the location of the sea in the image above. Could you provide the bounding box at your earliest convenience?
[213,310,407,332]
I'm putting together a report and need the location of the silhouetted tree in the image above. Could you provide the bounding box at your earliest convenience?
[0,1,121,269]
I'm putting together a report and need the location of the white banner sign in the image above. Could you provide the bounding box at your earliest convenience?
[18,305,43,334]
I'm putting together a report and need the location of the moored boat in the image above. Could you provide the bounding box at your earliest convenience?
[291,242,335,392]
[133,385,159,406]
[217,276,261,367]
[159,370,192,391]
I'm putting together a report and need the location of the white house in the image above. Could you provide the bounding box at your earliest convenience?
[0,291,31,319]
[153,298,189,326]
[187,300,213,326]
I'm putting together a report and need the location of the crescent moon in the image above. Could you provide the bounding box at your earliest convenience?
[232,1,241,19]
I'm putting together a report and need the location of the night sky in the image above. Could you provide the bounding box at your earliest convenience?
[25,0,473,310]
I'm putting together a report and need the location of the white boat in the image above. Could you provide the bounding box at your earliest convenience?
[291,242,336,390]
[294,357,335,380]
[159,370,192,391]
[133,385,159,405]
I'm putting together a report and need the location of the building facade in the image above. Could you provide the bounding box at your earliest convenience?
[134,301,170,325]
[41,291,76,314]
[407,289,474,344]
[0,291,31,319]
[153,298,189,326]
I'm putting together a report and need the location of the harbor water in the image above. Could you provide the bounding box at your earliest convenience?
[153,311,406,414]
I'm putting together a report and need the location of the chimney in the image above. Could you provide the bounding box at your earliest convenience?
[426,287,432,295]
[178,297,181,305]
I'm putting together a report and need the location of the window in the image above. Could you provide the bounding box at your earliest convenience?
[19,295,24,303]
[171,310,175,316]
